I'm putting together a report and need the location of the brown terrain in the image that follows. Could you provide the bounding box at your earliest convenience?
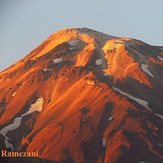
[0,28,163,163]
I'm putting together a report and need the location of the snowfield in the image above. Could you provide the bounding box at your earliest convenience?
[22,97,43,116]
[157,56,163,61]
[154,113,163,120]
[141,64,154,78]
[0,97,43,151]
[113,87,163,120]
[113,87,152,111]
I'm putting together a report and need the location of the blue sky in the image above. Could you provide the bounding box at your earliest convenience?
[0,0,163,71]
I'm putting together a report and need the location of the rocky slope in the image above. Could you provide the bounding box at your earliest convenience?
[0,28,163,163]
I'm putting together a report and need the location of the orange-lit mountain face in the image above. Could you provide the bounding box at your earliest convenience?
[0,28,163,163]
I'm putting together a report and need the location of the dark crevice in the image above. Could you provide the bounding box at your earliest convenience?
[81,102,114,162]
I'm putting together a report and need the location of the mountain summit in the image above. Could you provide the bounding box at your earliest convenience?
[0,28,163,163]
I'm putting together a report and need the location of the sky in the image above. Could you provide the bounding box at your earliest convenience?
[0,0,163,71]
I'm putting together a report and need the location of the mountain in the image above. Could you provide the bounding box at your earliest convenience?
[0,28,163,163]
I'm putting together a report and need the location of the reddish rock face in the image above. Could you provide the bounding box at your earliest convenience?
[0,28,163,163]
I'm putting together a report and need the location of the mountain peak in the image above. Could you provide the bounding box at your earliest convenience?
[0,28,163,163]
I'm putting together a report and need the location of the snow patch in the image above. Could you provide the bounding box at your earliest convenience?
[108,116,114,121]
[53,58,62,64]
[70,47,75,50]
[0,117,23,151]
[12,92,16,97]
[113,87,152,111]
[103,72,108,76]
[102,137,106,147]
[43,69,51,72]
[22,82,26,85]
[19,82,26,87]
[157,56,163,61]
[22,97,43,116]
[141,64,154,78]
[4,137,14,151]
[0,117,22,136]
[95,59,103,65]
[154,113,163,120]
[68,40,80,46]
[0,97,43,151]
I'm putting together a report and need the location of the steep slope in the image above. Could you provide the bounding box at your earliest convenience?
[0,28,163,163]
